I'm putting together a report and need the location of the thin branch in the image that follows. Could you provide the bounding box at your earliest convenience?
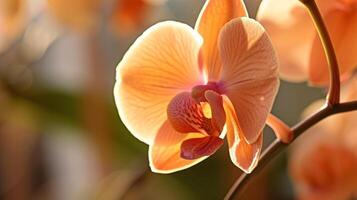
[303,0,341,105]
[224,101,357,200]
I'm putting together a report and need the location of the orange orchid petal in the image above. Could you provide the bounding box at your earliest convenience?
[309,9,357,85]
[114,21,203,144]
[148,120,208,174]
[218,18,279,144]
[257,0,313,82]
[195,0,247,81]
[223,96,263,173]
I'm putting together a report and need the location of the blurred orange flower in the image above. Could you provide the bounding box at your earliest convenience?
[110,0,166,36]
[46,0,102,32]
[114,0,279,173]
[257,0,357,86]
[290,76,357,200]
[0,0,25,51]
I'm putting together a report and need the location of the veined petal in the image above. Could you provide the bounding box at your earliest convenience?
[218,18,279,143]
[195,0,247,81]
[223,96,262,173]
[114,21,203,144]
[148,120,208,174]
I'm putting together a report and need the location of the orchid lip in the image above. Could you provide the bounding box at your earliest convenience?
[167,91,219,136]
[166,83,227,160]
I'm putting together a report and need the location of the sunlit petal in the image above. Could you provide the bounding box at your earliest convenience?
[148,120,208,174]
[223,96,263,173]
[195,0,247,81]
[219,18,279,143]
[114,21,203,144]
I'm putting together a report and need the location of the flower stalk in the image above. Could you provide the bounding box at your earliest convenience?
[303,0,341,105]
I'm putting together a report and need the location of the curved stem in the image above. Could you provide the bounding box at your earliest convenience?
[224,101,357,200]
[303,0,340,105]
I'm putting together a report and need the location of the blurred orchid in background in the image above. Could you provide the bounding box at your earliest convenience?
[0,0,42,53]
[110,0,168,36]
[290,133,357,200]
[114,0,279,174]
[46,0,102,32]
[257,0,357,86]
[290,75,357,200]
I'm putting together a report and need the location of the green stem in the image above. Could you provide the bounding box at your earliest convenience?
[224,101,357,200]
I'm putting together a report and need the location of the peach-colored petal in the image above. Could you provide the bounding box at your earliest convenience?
[257,0,314,82]
[218,18,279,143]
[223,96,263,173]
[114,21,203,144]
[148,120,208,174]
[195,0,247,81]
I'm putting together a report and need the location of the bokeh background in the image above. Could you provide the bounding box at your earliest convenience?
[0,0,326,199]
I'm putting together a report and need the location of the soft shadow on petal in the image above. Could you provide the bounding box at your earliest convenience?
[114,21,203,144]
[148,120,207,174]
[257,0,313,82]
[223,96,263,174]
[195,0,247,81]
[218,18,279,144]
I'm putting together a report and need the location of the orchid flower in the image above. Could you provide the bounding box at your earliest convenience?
[114,0,279,174]
[257,0,357,86]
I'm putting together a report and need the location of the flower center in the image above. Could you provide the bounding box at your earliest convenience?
[166,82,226,160]
[167,92,218,136]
